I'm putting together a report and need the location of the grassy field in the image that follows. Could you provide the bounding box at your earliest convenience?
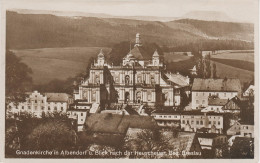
[12,47,111,85]
[212,50,254,63]
[211,60,254,84]
[164,52,192,63]
[211,58,254,72]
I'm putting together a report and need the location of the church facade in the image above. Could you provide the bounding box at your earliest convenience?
[74,34,189,108]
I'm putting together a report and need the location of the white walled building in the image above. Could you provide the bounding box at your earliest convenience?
[151,109,181,127]
[7,91,72,118]
[191,78,241,110]
[181,111,224,134]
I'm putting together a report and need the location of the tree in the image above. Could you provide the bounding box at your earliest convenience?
[212,63,217,79]
[205,55,211,78]
[123,129,170,158]
[6,50,32,109]
[25,119,77,151]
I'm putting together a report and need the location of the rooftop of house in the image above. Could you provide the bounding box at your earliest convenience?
[85,113,158,134]
[165,72,189,87]
[181,110,223,116]
[208,98,228,106]
[151,108,182,115]
[44,93,71,102]
[192,78,241,92]
[197,133,226,139]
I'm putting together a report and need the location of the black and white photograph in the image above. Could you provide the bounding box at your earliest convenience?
[1,0,258,161]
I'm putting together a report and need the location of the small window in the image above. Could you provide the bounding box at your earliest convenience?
[81,113,83,116]
[200,121,203,125]
[182,120,185,124]
[196,121,199,125]
[48,107,50,110]
[41,107,44,110]
[22,106,24,109]
[218,121,220,125]
[35,100,37,103]
[28,106,31,109]
[209,121,211,124]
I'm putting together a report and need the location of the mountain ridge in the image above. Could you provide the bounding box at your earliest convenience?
[6,11,254,50]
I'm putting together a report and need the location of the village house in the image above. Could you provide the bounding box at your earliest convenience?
[191,78,241,110]
[151,109,181,128]
[240,121,254,138]
[201,97,227,113]
[181,111,224,134]
[81,113,158,148]
[221,96,243,113]
[197,133,227,150]
[226,121,241,136]
[67,101,100,131]
[7,90,72,118]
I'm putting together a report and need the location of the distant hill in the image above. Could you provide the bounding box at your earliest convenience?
[182,11,235,22]
[6,11,254,50]
[173,19,254,41]
[11,9,179,22]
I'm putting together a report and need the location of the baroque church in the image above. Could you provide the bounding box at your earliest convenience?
[74,33,189,109]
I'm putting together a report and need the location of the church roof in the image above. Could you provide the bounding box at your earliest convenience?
[165,73,189,87]
[129,46,144,59]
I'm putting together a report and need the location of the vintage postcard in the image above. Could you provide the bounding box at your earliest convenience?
[0,0,258,162]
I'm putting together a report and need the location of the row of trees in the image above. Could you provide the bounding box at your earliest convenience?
[196,54,217,79]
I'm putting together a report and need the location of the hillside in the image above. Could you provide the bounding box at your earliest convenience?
[12,47,111,85]
[6,11,254,50]
[173,19,254,41]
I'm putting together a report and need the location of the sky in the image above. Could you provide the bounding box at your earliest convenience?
[2,0,258,22]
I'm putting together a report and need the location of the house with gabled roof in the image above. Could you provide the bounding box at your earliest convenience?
[192,78,241,110]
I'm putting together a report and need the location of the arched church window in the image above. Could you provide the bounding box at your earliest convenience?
[147,91,152,101]
[125,75,130,85]
[151,76,155,85]
[92,91,96,101]
[83,91,88,102]
[136,92,142,103]
[137,76,142,83]
[95,75,100,84]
